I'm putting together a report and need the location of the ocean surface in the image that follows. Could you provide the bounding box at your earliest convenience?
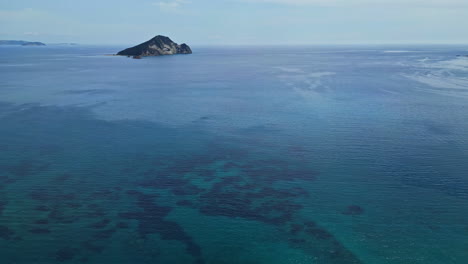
[1,45,468,264]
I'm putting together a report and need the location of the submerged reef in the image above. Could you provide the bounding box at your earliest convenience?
[342,205,365,216]
[55,247,78,262]
[0,225,15,240]
[0,103,362,263]
[136,154,362,263]
[120,191,205,264]
[0,200,7,215]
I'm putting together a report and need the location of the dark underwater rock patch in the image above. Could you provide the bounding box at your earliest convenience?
[48,208,79,224]
[7,159,50,178]
[172,184,204,196]
[141,170,206,196]
[120,191,205,263]
[56,247,78,262]
[66,202,82,209]
[119,192,174,236]
[39,144,62,155]
[88,219,111,229]
[211,176,243,191]
[245,187,308,199]
[241,164,318,183]
[285,221,362,263]
[304,225,333,240]
[0,200,7,215]
[141,175,191,190]
[85,204,106,218]
[194,168,217,182]
[175,154,221,171]
[176,200,195,207]
[30,190,51,201]
[289,220,332,241]
[287,145,308,153]
[194,172,308,226]
[238,124,282,135]
[116,222,129,229]
[198,191,297,225]
[54,173,72,183]
[86,203,99,210]
[422,120,452,135]
[90,189,120,200]
[289,223,304,235]
[59,193,77,200]
[93,228,117,239]
[29,228,51,234]
[82,241,105,254]
[35,205,51,211]
[35,219,49,225]
[30,189,76,202]
[222,162,239,171]
[288,238,307,245]
[135,155,316,234]
[0,175,16,187]
[0,176,17,189]
[133,151,329,262]
[342,205,364,216]
[0,225,15,240]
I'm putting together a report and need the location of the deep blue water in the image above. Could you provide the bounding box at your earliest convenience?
[1,45,468,263]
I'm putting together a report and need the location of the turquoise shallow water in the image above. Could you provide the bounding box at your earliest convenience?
[1,45,468,263]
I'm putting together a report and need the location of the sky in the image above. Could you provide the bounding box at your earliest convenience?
[1,0,468,45]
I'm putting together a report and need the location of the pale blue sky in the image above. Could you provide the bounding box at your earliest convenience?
[1,0,468,45]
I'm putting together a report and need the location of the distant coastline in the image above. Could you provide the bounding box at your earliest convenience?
[0,40,46,46]
[50,43,79,46]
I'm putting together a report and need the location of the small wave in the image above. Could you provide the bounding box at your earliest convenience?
[308,72,335,78]
[274,66,304,73]
[276,69,336,98]
[431,57,468,72]
[402,57,468,95]
[404,73,468,90]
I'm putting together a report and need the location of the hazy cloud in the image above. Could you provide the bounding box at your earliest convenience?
[1,0,467,44]
[152,0,190,10]
[244,0,468,7]
[23,31,40,36]
[0,8,43,20]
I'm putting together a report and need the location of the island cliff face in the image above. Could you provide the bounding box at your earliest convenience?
[117,35,192,57]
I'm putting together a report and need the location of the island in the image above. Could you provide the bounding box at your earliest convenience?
[116,35,192,58]
[22,42,46,46]
[0,40,46,46]
[49,43,78,46]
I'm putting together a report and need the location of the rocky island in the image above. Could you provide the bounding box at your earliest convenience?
[117,35,191,58]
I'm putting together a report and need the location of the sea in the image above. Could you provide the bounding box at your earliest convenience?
[0,45,468,264]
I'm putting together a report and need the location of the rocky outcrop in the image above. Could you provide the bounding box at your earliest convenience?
[117,35,192,57]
